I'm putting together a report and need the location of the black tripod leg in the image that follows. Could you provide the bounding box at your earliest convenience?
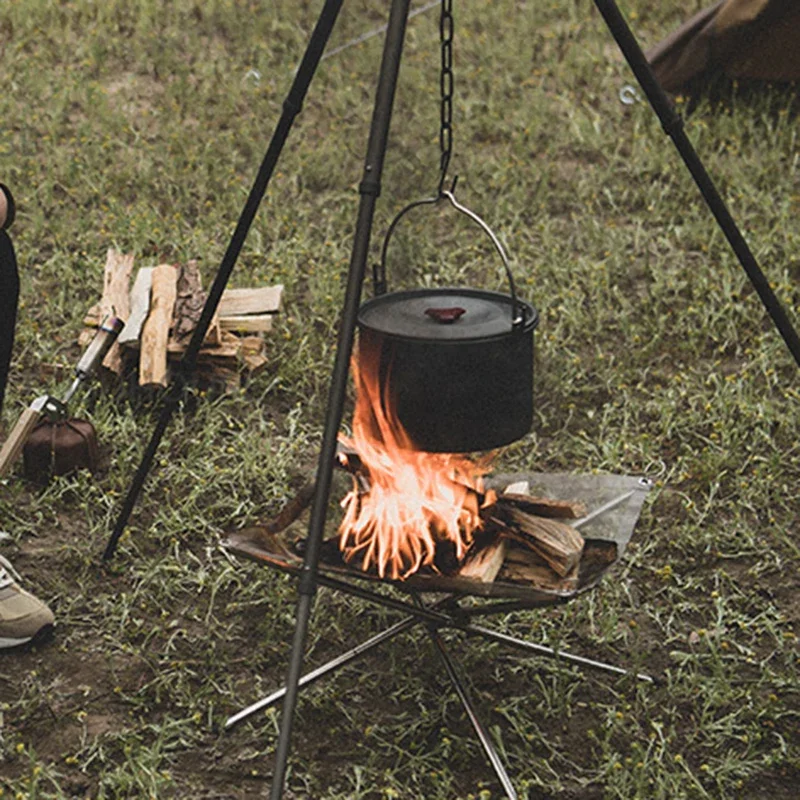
[593,0,800,368]
[268,1,412,796]
[102,0,347,561]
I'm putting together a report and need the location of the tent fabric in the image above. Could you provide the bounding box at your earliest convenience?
[646,0,800,93]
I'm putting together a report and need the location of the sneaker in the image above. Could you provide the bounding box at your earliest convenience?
[0,554,54,649]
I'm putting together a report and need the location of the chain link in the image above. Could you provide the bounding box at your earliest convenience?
[438,0,454,195]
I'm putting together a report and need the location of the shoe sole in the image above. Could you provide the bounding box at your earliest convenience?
[0,623,54,651]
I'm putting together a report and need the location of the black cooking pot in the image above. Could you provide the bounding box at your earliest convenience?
[358,191,538,453]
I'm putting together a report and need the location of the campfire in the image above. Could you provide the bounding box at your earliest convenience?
[335,336,588,589]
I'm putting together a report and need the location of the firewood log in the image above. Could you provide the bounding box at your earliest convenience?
[118,267,153,346]
[458,535,508,583]
[218,285,283,317]
[493,508,584,577]
[499,555,579,592]
[139,264,178,387]
[82,248,134,373]
[493,493,587,520]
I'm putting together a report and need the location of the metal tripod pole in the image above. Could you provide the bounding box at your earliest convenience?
[593,0,800,368]
[102,0,347,561]
[268,1,412,796]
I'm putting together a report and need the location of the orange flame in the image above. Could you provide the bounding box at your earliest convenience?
[338,332,494,580]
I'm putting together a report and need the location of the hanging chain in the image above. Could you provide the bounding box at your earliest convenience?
[437,0,454,196]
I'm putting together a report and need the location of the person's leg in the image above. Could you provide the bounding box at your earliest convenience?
[0,183,55,649]
[0,184,19,418]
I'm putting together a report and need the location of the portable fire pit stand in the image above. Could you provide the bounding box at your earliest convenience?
[223,472,656,799]
[101,0,800,797]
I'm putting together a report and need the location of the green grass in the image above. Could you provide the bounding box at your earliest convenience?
[1,0,798,798]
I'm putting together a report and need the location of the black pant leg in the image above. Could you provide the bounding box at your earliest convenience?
[0,229,20,417]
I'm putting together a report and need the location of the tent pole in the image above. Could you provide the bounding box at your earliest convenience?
[594,0,800,368]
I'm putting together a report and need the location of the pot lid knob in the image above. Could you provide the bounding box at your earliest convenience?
[425,306,466,324]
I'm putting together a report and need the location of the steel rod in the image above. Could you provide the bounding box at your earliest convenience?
[424,620,519,799]
[592,0,800,367]
[269,1,412,796]
[102,0,347,561]
[305,572,655,683]
[466,623,656,684]
[225,603,448,730]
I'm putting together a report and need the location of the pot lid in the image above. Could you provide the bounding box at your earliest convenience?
[359,288,537,343]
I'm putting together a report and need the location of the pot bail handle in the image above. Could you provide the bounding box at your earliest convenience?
[441,189,524,329]
[374,188,526,331]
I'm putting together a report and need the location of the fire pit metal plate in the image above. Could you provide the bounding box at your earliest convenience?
[224,472,651,604]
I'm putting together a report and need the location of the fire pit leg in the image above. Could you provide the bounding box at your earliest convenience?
[424,624,519,799]
[225,602,450,730]
[464,624,658,685]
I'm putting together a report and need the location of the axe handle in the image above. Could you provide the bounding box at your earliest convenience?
[0,406,42,478]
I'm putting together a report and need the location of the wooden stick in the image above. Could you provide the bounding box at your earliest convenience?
[262,482,317,534]
[0,404,43,478]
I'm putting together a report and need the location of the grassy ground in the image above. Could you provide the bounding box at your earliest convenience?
[0,0,798,797]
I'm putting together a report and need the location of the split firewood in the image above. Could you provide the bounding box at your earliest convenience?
[82,248,134,327]
[118,267,153,346]
[169,329,242,359]
[499,552,580,592]
[82,248,134,373]
[219,314,274,333]
[458,478,524,583]
[492,493,587,521]
[139,263,178,387]
[170,260,221,346]
[218,285,283,318]
[238,336,269,373]
[492,508,584,577]
[458,534,508,583]
[79,248,283,390]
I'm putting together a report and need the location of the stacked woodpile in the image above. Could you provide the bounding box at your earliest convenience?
[80,249,283,391]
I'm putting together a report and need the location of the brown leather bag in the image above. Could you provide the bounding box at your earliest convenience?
[22,418,99,485]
